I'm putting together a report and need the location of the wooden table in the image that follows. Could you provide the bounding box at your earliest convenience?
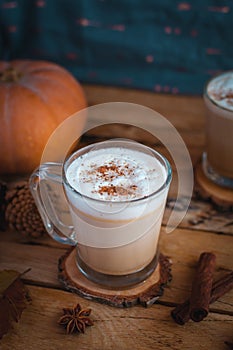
[0,85,232,350]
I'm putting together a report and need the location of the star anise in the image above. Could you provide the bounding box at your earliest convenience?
[58,303,94,334]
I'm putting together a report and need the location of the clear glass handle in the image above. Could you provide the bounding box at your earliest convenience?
[29,163,76,245]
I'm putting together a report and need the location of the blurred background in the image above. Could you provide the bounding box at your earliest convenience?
[0,0,232,94]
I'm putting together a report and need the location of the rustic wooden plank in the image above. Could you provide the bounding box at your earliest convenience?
[0,228,65,248]
[82,86,205,167]
[164,195,233,235]
[0,285,232,350]
[0,87,232,349]
[0,240,65,288]
[82,85,206,132]
[0,228,232,313]
[79,123,204,152]
[81,86,206,164]
[160,227,233,313]
[79,109,204,169]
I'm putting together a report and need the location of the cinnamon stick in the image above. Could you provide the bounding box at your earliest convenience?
[171,271,233,325]
[170,300,190,325]
[189,252,216,322]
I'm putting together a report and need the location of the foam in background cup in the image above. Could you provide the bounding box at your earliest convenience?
[207,71,233,112]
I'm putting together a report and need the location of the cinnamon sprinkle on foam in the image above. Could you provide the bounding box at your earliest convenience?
[66,147,166,201]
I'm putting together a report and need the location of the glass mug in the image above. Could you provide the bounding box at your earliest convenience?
[30,139,172,288]
[202,70,233,188]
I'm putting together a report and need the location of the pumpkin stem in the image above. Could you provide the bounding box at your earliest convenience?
[0,67,23,83]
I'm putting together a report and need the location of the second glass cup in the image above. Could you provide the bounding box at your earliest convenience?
[203,70,233,188]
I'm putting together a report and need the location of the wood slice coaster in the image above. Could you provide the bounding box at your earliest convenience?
[195,162,233,209]
[58,247,172,308]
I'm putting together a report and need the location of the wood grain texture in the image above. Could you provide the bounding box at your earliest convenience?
[0,285,232,350]
[0,228,232,313]
[82,85,205,159]
[164,196,233,235]
[0,85,232,349]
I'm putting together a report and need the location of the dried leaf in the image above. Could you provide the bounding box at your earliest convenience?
[0,270,19,296]
[0,269,31,339]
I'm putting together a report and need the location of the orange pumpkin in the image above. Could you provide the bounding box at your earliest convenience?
[0,60,87,174]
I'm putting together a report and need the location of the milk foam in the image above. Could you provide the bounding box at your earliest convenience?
[66,147,166,201]
[207,71,233,112]
[64,143,170,248]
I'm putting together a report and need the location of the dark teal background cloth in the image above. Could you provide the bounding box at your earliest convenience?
[0,0,232,94]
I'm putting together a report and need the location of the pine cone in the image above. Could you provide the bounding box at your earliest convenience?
[5,181,45,238]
